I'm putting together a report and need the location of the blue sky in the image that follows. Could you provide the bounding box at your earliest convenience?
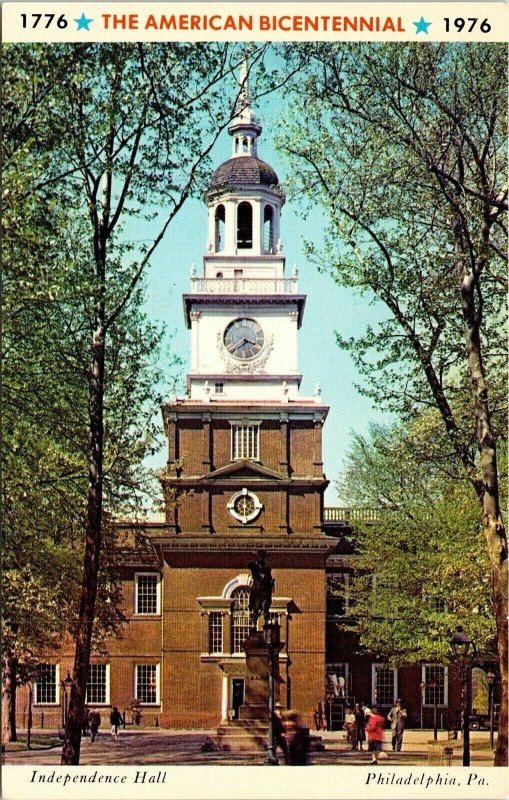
[142,74,390,505]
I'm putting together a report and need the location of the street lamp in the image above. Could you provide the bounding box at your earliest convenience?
[263,619,281,766]
[450,626,476,767]
[486,671,496,751]
[26,668,40,750]
[419,682,425,730]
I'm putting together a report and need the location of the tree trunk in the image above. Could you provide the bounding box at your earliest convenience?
[2,652,18,743]
[61,326,105,765]
[461,266,508,766]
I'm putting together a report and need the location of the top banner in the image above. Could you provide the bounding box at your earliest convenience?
[3,2,509,42]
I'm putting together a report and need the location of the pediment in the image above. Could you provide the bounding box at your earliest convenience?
[199,460,285,482]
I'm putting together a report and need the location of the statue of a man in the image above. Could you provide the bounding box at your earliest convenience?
[247,550,274,626]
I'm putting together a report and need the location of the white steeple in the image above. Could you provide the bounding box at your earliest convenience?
[228,56,262,158]
[182,57,306,404]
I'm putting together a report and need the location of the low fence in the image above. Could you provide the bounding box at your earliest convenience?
[323,507,382,524]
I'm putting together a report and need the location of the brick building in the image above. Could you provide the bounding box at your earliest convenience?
[19,65,471,735]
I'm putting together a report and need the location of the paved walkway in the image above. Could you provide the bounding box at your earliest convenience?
[3,729,496,767]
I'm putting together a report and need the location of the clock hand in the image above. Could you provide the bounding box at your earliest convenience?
[233,337,250,351]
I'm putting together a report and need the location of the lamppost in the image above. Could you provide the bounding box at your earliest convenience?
[430,683,439,741]
[419,681,425,730]
[26,668,40,749]
[61,671,73,730]
[263,619,281,766]
[450,626,476,767]
[486,671,496,751]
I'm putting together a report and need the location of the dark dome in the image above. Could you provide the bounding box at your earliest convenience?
[210,156,279,190]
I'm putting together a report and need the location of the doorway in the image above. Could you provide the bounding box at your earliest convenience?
[232,679,244,719]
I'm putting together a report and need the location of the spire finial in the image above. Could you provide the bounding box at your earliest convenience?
[237,52,251,114]
[229,53,262,157]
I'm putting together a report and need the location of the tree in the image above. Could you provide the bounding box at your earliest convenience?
[2,50,161,741]
[280,42,507,764]
[4,42,282,763]
[338,420,497,665]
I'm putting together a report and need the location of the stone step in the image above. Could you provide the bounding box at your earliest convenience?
[216,730,268,752]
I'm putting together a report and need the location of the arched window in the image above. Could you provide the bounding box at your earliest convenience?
[263,205,274,253]
[232,586,251,653]
[237,202,252,249]
[242,137,249,153]
[215,204,225,252]
[235,137,239,154]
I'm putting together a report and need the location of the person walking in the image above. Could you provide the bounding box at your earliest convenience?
[365,706,386,764]
[313,701,326,731]
[354,702,366,750]
[281,710,310,765]
[344,707,357,749]
[388,699,407,752]
[82,705,90,737]
[110,706,122,742]
[273,702,286,757]
[89,711,101,742]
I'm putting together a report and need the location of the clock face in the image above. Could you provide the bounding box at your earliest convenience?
[223,318,264,361]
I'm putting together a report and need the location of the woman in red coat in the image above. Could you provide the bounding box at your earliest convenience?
[365,706,386,764]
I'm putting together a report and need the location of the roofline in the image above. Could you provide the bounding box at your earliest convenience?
[162,401,329,421]
[183,294,306,328]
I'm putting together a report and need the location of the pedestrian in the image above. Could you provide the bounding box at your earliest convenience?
[110,706,122,742]
[318,701,327,730]
[281,709,310,765]
[273,702,286,755]
[313,701,326,731]
[365,705,386,764]
[387,699,407,752]
[89,710,101,742]
[354,702,366,750]
[344,706,357,749]
[82,705,90,737]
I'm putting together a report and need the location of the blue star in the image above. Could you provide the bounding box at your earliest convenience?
[413,16,432,34]
[74,12,94,31]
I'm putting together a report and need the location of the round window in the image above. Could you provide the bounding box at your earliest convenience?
[227,488,262,524]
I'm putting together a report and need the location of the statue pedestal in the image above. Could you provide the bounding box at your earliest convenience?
[216,629,282,751]
[238,630,278,721]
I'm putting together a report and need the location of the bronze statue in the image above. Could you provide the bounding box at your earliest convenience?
[248,549,274,625]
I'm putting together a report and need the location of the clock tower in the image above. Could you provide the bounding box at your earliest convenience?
[156,64,335,729]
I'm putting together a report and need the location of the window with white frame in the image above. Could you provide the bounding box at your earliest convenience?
[135,664,159,705]
[209,612,223,654]
[372,664,398,706]
[35,664,59,704]
[135,573,160,615]
[86,664,109,705]
[422,665,448,706]
[232,587,251,653]
[232,424,259,460]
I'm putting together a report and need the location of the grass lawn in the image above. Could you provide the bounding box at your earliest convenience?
[3,735,61,751]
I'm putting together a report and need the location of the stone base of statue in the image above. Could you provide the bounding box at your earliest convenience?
[215,629,281,752]
[239,629,279,720]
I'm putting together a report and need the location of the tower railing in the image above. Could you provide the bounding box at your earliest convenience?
[189,277,299,295]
